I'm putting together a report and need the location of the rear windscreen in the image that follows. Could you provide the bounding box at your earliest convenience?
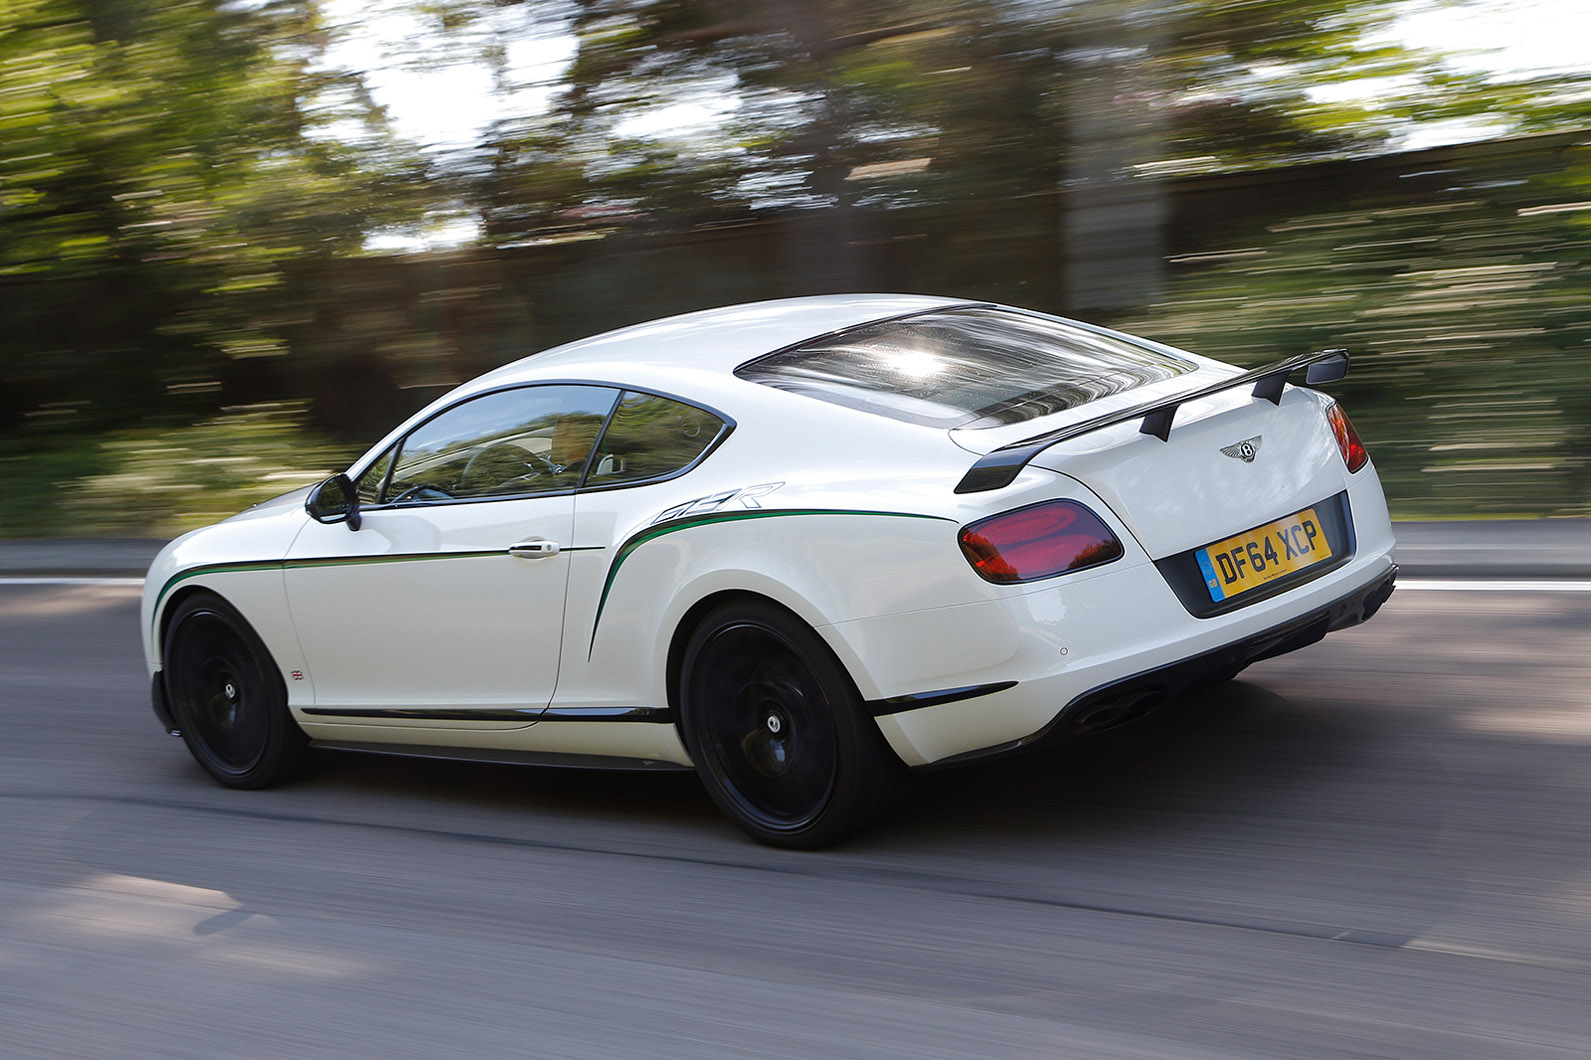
[735,306,1197,429]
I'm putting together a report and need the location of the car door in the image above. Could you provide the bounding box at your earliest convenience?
[282,384,619,721]
[551,389,736,711]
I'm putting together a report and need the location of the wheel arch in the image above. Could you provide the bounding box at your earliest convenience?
[159,580,310,787]
[155,583,225,668]
[664,589,882,746]
[157,584,277,673]
[665,590,909,846]
[154,581,294,696]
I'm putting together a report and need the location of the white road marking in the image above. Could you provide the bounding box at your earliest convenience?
[1398,578,1591,592]
[0,577,145,587]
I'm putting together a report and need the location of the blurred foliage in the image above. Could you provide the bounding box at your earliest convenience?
[0,430,107,538]
[2,0,1590,533]
[1123,137,1591,518]
[462,0,1427,240]
[0,0,430,433]
[51,405,356,538]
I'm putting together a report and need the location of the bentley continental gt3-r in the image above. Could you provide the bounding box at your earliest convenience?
[143,295,1397,847]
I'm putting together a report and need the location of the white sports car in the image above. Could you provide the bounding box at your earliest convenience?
[142,294,1396,846]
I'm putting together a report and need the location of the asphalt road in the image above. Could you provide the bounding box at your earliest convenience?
[2,581,1589,1059]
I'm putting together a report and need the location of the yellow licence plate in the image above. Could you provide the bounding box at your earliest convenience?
[1196,508,1332,602]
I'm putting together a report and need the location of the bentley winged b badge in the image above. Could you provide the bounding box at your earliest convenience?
[1220,436,1262,463]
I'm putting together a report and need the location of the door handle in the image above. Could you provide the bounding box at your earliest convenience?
[508,539,561,559]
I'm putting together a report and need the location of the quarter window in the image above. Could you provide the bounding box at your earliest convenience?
[585,391,726,486]
[354,446,393,504]
[383,385,618,504]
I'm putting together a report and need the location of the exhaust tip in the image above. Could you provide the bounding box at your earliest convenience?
[1067,688,1168,735]
[1361,577,1395,622]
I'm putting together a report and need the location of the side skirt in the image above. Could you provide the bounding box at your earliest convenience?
[309,739,693,773]
[300,705,673,723]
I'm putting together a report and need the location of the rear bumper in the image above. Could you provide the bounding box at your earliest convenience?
[1002,562,1396,752]
[866,518,1396,769]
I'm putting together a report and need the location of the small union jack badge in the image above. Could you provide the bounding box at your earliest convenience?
[290,670,305,681]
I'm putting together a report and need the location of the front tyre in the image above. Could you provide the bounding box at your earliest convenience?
[679,602,905,848]
[162,592,310,789]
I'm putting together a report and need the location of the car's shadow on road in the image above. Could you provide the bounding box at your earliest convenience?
[891,678,1367,842]
[60,670,1466,952]
[278,673,1387,855]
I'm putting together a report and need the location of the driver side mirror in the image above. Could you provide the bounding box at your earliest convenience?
[306,473,362,531]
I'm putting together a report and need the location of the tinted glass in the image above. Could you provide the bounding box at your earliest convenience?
[586,391,725,486]
[384,385,617,504]
[735,307,1197,429]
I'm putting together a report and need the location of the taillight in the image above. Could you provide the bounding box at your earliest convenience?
[959,500,1123,584]
[1326,401,1368,473]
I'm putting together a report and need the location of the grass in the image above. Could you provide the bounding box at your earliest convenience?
[0,405,359,539]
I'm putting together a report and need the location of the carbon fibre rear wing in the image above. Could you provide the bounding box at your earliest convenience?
[954,348,1349,494]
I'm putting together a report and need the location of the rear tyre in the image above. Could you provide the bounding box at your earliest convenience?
[679,602,905,848]
[162,592,310,789]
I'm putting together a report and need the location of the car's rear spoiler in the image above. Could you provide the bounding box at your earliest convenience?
[954,348,1349,494]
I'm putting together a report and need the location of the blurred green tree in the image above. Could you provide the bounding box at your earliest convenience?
[1121,136,1591,517]
[0,0,427,434]
[3,0,1587,532]
[441,0,1432,242]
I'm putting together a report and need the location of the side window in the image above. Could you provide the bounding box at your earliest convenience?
[587,391,726,486]
[385,385,617,504]
[354,446,393,504]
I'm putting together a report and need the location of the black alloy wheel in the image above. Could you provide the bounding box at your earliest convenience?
[679,601,905,848]
[162,592,309,789]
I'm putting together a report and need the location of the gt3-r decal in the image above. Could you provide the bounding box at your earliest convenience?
[652,482,784,524]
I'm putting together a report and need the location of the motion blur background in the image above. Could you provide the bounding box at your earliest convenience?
[3,0,1587,537]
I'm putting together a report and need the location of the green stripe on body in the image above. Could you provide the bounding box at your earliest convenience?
[151,546,603,641]
[149,512,949,663]
[587,508,954,656]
